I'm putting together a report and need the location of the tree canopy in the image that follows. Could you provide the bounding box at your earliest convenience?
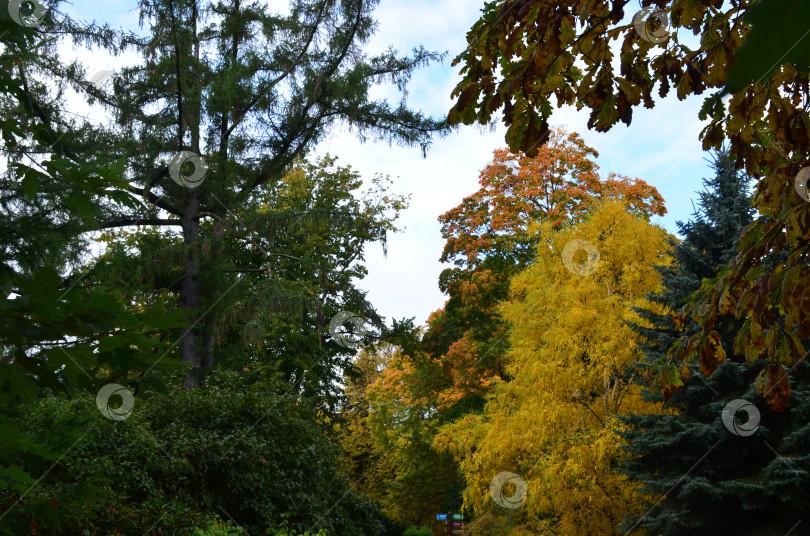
[449,0,810,410]
[424,128,665,411]
[435,200,671,535]
[4,0,810,534]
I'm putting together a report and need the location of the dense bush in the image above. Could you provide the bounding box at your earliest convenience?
[2,369,384,535]
[193,521,245,536]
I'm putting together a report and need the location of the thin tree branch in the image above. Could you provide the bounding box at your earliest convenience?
[97,218,183,229]
[221,0,328,141]
[128,186,184,216]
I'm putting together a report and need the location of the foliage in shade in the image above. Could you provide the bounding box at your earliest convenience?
[0,3,426,530]
[0,9,190,501]
[365,343,464,528]
[402,527,435,536]
[3,370,385,536]
[724,0,810,93]
[340,345,400,512]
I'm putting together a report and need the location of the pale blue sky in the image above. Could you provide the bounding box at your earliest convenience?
[55,0,716,327]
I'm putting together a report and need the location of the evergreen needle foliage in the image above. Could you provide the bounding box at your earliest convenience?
[620,151,810,535]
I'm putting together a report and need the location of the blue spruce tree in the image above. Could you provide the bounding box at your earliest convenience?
[619,150,810,535]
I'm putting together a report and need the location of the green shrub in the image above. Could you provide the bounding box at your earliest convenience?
[267,530,327,536]
[266,515,328,536]
[193,520,245,535]
[2,369,381,535]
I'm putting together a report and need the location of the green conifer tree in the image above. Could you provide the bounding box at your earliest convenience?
[9,0,448,388]
[620,150,810,535]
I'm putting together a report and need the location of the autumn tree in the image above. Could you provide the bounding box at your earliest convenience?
[449,0,810,410]
[619,151,810,535]
[366,129,665,526]
[340,344,399,509]
[435,200,671,536]
[9,0,448,387]
[365,341,464,529]
[423,127,665,409]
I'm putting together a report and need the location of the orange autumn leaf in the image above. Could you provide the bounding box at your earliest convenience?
[756,363,792,412]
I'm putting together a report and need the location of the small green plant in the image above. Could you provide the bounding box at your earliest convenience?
[266,515,327,536]
[403,527,435,536]
[265,530,327,536]
[193,520,244,535]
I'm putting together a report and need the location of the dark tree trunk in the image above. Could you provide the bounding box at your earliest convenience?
[181,191,202,387]
[201,218,224,383]
[182,0,205,388]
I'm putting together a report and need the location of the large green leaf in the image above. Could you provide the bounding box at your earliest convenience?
[725,0,810,93]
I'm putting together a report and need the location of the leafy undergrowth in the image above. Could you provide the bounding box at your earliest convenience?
[2,369,382,535]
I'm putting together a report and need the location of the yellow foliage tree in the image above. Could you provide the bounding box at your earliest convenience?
[435,200,672,535]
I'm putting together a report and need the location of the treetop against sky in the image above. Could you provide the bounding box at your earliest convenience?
[34,0,716,326]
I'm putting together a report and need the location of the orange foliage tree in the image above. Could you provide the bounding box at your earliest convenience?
[421,127,666,409]
[367,130,666,525]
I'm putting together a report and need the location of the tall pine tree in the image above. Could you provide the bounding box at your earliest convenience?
[620,151,810,535]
